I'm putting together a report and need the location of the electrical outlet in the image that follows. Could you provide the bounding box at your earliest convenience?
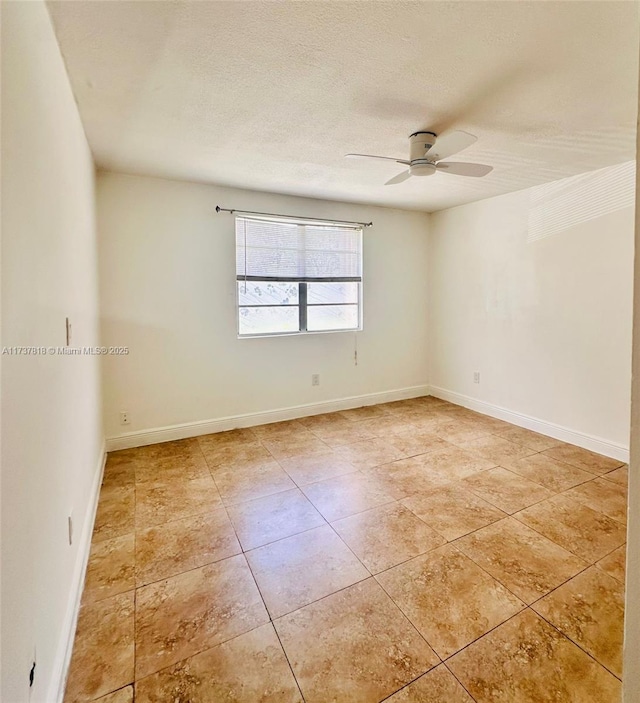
[120,411,130,426]
[473,371,480,384]
[68,512,73,546]
[311,374,320,386]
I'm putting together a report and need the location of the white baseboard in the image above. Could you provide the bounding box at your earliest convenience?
[428,385,629,463]
[106,384,431,451]
[49,442,106,703]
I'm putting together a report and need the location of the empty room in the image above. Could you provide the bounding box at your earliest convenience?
[2,1,639,702]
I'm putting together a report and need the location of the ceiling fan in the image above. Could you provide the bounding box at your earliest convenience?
[346,130,493,185]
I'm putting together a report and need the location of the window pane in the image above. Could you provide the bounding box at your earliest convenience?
[307,305,359,332]
[239,306,299,335]
[307,282,359,305]
[238,281,299,306]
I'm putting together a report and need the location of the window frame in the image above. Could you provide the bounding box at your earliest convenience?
[235,219,363,339]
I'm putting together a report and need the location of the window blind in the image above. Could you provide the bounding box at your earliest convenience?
[235,216,363,282]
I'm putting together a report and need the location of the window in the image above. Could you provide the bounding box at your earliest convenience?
[236,215,363,337]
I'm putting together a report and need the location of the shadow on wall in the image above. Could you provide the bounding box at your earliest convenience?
[527,160,635,242]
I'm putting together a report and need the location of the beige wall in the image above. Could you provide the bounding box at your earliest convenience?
[97,172,430,443]
[623,78,640,703]
[1,2,103,701]
[428,167,634,458]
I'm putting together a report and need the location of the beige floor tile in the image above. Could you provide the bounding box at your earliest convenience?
[297,411,350,431]
[366,456,451,500]
[336,437,406,469]
[278,451,358,486]
[67,402,627,703]
[83,534,135,604]
[261,432,330,460]
[227,488,325,550]
[596,545,627,584]
[311,422,377,447]
[463,415,513,434]
[246,524,369,618]
[395,409,446,425]
[116,439,201,463]
[135,624,302,703]
[339,405,390,421]
[135,554,268,679]
[301,471,396,521]
[603,465,628,485]
[386,429,450,458]
[250,419,308,440]
[105,449,139,466]
[455,517,586,603]
[64,592,134,702]
[401,485,506,541]
[515,493,627,562]
[135,509,241,586]
[385,665,474,702]
[352,415,417,437]
[455,435,536,464]
[500,453,593,493]
[376,400,418,414]
[564,478,627,524]
[102,459,136,489]
[197,428,258,452]
[93,486,135,542]
[495,426,562,451]
[200,441,273,468]
[134,453,210,483]
[433,420,492,444]
[212,460,296,505]
[377,544,524,658]
[542,445,624,475]
[448,609,621,702]
[135,476,222,529]
[93,686,133,703]
[332,503,446,573]
[462,467,553,514]
[409,415,451,433]
[410,446,496,481]
[274,578,438,703]
[533,566,624,677]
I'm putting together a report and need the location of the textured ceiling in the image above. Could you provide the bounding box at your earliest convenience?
[48,1,639,212]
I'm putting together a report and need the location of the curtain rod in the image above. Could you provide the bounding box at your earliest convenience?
[215,205,373,228]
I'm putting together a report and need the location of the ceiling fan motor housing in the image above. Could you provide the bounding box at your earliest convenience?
[409,131,437,162]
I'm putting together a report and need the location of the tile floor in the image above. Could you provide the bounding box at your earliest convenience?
[64,396,628,703]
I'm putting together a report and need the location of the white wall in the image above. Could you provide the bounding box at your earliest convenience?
[98,172,430,442]
[1,3,103,701]
[428,166,634,455]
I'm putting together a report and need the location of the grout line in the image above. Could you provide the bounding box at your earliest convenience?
[270,621,308,703]
[450,522,590,599]
[508,499,626,563]
[132,617,276,685]
[531,606,623,682]
[442,660,481,702]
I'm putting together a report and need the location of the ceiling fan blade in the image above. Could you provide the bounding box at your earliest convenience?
[346,153,410,165]
[384,170,412,186]
[427,131,477,161]
[436,161,493,177]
